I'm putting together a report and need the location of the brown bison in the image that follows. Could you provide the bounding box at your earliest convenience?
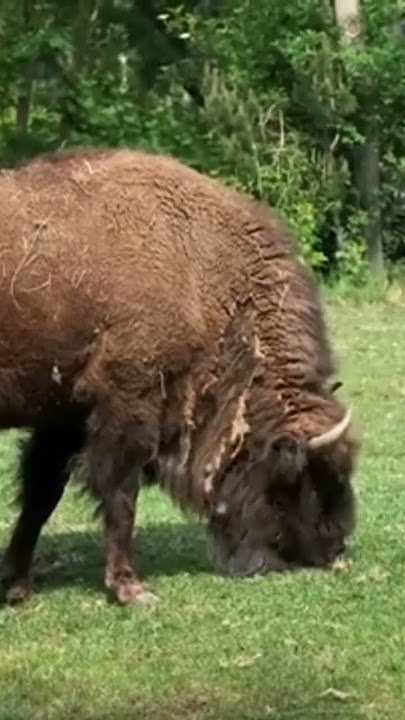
[0,148,360,606]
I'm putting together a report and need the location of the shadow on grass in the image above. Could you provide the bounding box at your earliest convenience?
[1,521,213,600]
[1,705,366,720]
[0,686,367,720]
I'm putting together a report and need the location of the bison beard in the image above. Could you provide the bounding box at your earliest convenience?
[0,147,360,606]
[208,447,356,577]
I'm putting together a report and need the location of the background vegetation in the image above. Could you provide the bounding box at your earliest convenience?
[0,1,404,281]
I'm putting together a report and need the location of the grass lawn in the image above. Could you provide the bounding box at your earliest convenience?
[0,298,404,720]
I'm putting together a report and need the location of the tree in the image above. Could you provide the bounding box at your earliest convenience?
[334,0,383,273]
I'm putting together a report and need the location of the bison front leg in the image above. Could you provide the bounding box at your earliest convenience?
[102,474,157,606]
[86,413,158,607]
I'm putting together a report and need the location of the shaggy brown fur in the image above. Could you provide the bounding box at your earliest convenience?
[0,147,360,605]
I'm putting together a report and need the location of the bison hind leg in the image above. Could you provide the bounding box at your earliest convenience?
[1,414,87,604]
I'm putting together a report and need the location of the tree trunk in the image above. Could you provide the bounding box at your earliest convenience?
[16,70,34,134]
[16,0,34,135]
[334,0,384,273]
[73,0,99,75]
[334,0,362,41]
[360,115,384,272]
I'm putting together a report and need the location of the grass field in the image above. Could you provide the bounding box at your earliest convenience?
[0,298,404,720]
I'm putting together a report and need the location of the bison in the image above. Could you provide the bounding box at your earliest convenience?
[0,147,360,606]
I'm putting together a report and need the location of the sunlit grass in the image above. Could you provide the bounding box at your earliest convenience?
[0,299,404,720]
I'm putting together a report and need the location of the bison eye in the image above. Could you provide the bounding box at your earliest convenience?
[265,439,307,483]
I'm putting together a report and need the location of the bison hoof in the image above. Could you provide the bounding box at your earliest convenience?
[112,581,159,607]
[1,565,31,605]
[5,580,31,605]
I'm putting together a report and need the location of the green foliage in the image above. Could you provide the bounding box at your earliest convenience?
[334,211,369,285]
[0,0,404,277]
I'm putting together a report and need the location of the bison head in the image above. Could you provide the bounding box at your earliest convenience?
[207,406,358,577]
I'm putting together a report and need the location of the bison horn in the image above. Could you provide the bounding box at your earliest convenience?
[308,406,352,450]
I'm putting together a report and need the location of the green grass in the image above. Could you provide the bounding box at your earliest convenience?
[0,298,405,720]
